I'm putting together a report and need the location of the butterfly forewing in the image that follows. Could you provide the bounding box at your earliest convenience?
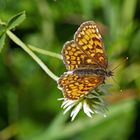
[74,21,108,68]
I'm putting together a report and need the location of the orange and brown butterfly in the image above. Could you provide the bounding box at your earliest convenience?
[58,21,113,100]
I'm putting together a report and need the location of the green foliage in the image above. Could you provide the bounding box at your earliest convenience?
[0,0,140,140]
[0,11,26,52]
[0,32,6,52]
[7,11,26,30]
[0,23,6,51]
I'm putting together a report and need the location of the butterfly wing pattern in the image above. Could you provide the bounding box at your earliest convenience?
[74,21,108,68]
[58,73,104,99]
[62,40,95,70]
[58,21,109,100]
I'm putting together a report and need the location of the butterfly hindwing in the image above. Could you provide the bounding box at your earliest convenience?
[58,73,104,100]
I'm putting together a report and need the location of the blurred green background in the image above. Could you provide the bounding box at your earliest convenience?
[0,0,140,140]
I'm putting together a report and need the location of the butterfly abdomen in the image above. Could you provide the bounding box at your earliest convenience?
[73,68,107,76]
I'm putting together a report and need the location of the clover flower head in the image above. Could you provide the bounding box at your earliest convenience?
[58,84,111,121]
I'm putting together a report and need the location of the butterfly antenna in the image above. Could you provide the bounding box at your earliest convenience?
[111,57,128,72]
[111,76,123,93]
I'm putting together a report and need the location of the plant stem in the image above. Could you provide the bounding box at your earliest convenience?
[28,44,62,60]
[6,30,59,81]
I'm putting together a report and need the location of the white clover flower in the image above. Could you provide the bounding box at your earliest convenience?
[83,100,94,118]
[58,84,111,121]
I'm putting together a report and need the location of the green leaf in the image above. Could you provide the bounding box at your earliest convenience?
[0,22,7,52]
[0,19,6,26]
[7,11,26,30]
[0,32,6,52]
[0,24,6,35]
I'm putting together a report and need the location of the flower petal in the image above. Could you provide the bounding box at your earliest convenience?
[61,99,69,108]
[63,100,75,109]
[83,100,93,118]
[63,102,75,114]
[70,102,82,121]
[57,98,65,101]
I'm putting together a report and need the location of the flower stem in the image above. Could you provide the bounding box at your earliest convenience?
[28,44,62,60]
[6,30,59,81]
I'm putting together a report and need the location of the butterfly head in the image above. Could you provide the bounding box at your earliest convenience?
[106,70,113,77]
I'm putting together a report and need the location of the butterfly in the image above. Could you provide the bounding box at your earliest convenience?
[58,21,113,100]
